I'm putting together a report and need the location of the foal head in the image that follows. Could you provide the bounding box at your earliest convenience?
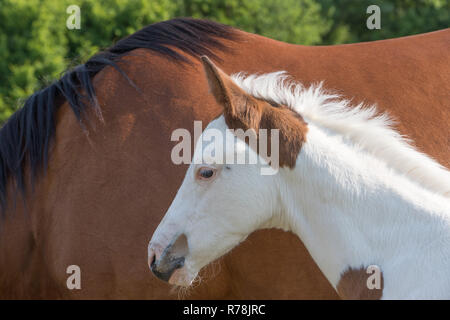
[148,57,308,286]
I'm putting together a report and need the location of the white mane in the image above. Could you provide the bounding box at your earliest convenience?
[231,71,450,197]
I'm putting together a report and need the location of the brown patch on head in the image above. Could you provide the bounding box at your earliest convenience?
[201,56,307,168]
[337,266,384,300]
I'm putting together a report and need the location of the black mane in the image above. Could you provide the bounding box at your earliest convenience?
[0,18,237,212]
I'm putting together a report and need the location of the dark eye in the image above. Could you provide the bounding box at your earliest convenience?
[197,167,216,180]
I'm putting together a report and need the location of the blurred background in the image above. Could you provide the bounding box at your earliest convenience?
[0,0,448,123]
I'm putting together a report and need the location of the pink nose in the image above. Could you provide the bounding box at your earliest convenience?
[148,234,188,283]
[148,244,163,271]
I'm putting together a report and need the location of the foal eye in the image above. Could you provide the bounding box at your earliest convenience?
[197,167,216,180]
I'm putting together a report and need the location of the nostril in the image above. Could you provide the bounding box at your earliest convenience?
[150,253,157,271]
[151,255,185,283]
[148,235,189,283]
[173,256,185,269]
[148,246,159,271]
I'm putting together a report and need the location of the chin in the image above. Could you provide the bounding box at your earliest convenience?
[168,267,197,287]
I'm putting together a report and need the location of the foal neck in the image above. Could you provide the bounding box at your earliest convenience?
[280,123,450,299]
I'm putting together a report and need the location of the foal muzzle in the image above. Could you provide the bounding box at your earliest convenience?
[148,233,188,283]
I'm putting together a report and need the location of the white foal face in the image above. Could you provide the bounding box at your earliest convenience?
[149,116,279,286]
[148,56,307,286]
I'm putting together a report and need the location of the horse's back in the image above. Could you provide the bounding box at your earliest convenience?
[220,28,450,167]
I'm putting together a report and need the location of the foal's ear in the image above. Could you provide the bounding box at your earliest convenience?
[201,56,261,129]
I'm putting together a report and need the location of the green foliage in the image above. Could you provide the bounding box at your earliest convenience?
[320,0,450,44]
[0,0,176,122]
[0,0,68,120]
[176,0,331,45]
[0,0,448,123]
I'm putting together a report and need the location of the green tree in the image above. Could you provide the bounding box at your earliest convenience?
[320,0,450,44]
[0,0,67,120]
[175,0,332,45]
[0,0,176,123]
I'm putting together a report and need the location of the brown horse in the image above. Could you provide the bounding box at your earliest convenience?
[0,18,448,299]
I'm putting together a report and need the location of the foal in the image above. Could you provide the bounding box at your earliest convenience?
[149,56,450,299]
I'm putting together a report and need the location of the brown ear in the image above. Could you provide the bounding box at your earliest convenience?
[201,56,262,130]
